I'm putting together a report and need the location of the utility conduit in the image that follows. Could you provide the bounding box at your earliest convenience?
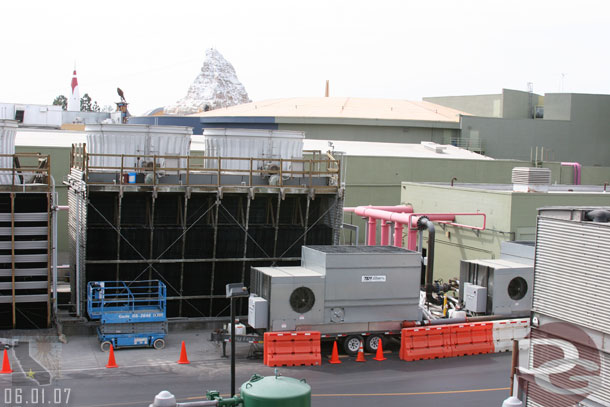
[349,207,486,249]
[561,162,582,185]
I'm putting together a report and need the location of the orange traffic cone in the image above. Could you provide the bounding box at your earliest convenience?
[106,345,118,368]
[178,341,190,364]
[355,341,366,362]
[0,349,12,374]
[329,341,341,364]
[373,338,387,361]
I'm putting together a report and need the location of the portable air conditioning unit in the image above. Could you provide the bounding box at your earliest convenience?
[459,259,533,316]
[249,266,325,331]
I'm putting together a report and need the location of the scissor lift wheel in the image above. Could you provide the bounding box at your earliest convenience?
[153,338,165,350]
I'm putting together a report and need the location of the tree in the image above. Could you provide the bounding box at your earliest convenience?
[92,101,100,112]
[52,95,67,110]
[80,93,93,112]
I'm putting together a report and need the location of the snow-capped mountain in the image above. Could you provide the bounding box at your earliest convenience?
[164,49,250,115]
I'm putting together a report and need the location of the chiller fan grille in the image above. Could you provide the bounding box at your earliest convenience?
[289,286,315,313]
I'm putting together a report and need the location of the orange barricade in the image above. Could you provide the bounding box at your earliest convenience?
[451,322,494,357]
[400,325,452,361]
[264,331,321,367]
[400,322,494,362]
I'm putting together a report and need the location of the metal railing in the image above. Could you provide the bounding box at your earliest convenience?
[71,144,340,190]
[0,153,51,188]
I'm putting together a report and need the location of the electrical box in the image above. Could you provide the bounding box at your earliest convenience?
[464,283,487,313]
[248,295,268,329]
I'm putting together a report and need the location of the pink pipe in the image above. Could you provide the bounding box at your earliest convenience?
[380,220,390,245]
[354,207,486,249]
[367,217,377,246]
[344,205,413,213]
[561,162,582,185]
[394,223,404,247]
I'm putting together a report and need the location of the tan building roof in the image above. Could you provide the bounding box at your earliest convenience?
[190,97,469,122]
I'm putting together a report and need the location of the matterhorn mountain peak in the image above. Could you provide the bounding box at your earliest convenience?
[164,48,250,115]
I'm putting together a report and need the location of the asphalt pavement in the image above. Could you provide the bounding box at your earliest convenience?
[0,331,512,407]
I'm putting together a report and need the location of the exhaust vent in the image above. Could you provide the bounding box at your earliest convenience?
[511,167,551,192]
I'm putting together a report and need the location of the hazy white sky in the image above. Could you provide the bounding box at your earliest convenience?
[2,0,609,115]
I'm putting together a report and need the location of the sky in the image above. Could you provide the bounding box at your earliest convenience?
[2,0,609,115]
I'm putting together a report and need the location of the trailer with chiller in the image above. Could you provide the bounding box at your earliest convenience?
[247,245,422,355]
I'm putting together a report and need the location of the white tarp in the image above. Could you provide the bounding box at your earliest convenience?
[85,124,192,171]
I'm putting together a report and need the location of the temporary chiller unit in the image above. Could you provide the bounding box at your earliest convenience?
[249,245,422,334]
[67,125,343,320]
[459,258,533,316]
[516,206,610,406]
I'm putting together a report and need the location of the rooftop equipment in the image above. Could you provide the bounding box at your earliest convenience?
[85,123,192,175]
[511,167,551,192]
[203,128,304,173]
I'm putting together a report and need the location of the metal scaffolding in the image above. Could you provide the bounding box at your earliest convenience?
[0,153,53,329]
[66,148,343,319]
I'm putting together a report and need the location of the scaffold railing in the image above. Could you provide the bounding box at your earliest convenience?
[0,153,51,189]
[70,144,340,190]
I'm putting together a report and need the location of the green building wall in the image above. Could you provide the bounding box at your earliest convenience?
[400,182,610,282]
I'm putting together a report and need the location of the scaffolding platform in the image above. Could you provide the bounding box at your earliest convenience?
[68,147,344,320]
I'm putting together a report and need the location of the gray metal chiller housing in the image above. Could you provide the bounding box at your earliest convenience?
[249,245,422,332]
[459,259,533,316]
[521,206,610,406]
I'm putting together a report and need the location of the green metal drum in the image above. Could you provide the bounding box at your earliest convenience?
[240,373,311,407]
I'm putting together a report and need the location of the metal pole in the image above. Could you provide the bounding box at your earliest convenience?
[510,339,519,396]
[230,298,236,397]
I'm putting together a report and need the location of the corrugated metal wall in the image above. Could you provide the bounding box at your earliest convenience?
[533,216,610,334]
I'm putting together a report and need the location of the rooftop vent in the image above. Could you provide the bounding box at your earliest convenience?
[421,141,447,154]
[511,167,551,193]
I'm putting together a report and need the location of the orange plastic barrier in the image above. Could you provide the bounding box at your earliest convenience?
[264,331,321,367]
[400,322,494,362]
[400,325,452,361]
[451,322,494,357]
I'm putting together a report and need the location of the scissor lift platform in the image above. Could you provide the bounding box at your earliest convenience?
[87,280,167,351]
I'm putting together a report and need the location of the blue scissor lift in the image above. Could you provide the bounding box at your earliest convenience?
[87,280,168,352]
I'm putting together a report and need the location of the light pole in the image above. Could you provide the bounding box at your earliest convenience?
[225,283,249,397]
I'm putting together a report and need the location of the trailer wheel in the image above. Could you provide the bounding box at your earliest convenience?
[343,335,364,356]
[153,338,165,350]
[100,341,112,352]
[365,334,384,353]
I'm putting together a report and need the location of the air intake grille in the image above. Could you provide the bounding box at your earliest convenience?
[534,216,610,335]
[511,167,551,185]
